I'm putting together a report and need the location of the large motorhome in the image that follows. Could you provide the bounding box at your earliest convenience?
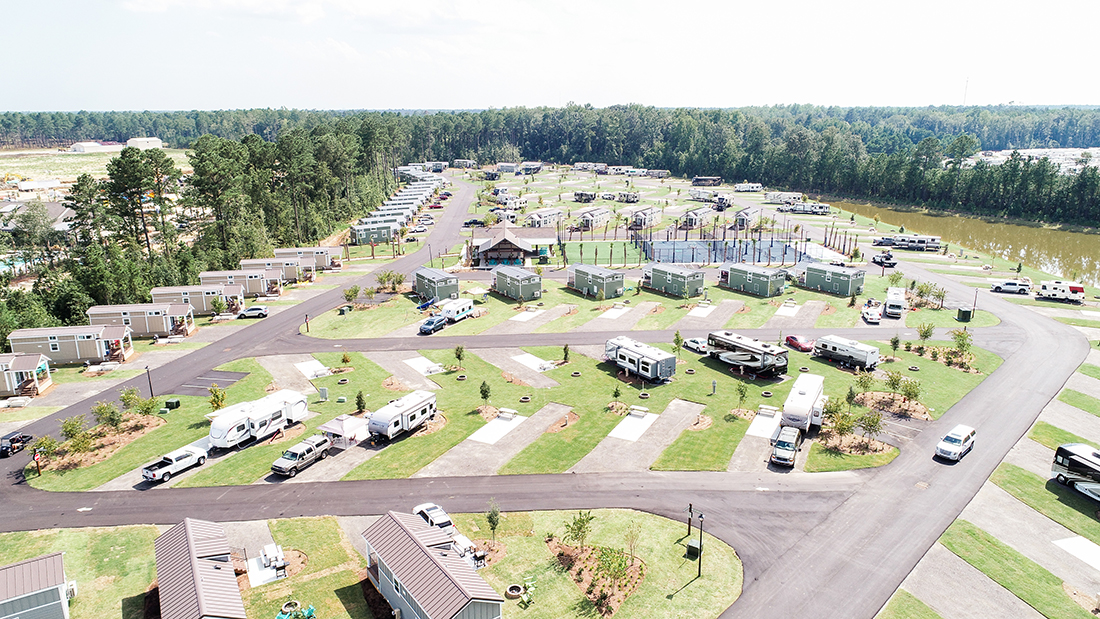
[207,390,309,450]
[616,192,639,203]
[884,287,908,318]
[688,188,715,202]
[780,374,827,433]
[812,335,880,370]
[573,191,596,203]
[692,176,722,186]
[734,182,763,192]
[1037,280,1086,303]
[764,191,803,204]
[605,336,677,381]
[367,390,437,442]
[1053,443,1100,502]
[892,234,942,251]
[788,202,831,215]
[706,331,789,376]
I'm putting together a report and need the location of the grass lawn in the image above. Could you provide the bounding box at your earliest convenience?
[651,412,749,471]
[453,509,741,619]
[1056,317,1100,329]
[991,463,1100,547]
[940,519,1094,619]
[178,353,392,487]
[0,148,191,179]
[244,517,369,619]
[304,292,430,339]
[871,344,1002,419]
[0,524,159,619]
[1077,363,1100,382]
[499,408,622,475]
[878,589,943,619]
[49,366,144,384]
[560,240,645,267]
[905,306,999,328]
[26,358,274,492]
[804,441,899,472]
[1058,389,1100,417]
[1028,421,1096,451]
[0,405,61,424]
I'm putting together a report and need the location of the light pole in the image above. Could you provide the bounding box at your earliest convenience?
[697,513,705,577]
[145,366,154,398]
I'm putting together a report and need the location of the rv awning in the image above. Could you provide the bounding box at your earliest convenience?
[318,414,368,437]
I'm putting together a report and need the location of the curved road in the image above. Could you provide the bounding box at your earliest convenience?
[0,177,1088,619]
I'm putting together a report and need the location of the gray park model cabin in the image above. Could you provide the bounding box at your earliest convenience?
[681,206,716,229]
[86,303,196,338]
[414,267,460,301]
[363,512,504,619]
[567,264,624,299]
[273,247,341,271]
[692,176,722,186]
[605,336,677,381]
[491,266,542,301]
[731,207,760,230]
[643,263,705,297]
[802,263,865,296]
[351,221,400,244]
[151,284,244,315]
[718,263,786,297]
[199,269,281,297]
[707,331,789,376]
[631,206,661,229]
[239,257,305,282]
[8,324,134,365]
[524,207,562,228]
[578,207,612,230]
[0,553,74,619]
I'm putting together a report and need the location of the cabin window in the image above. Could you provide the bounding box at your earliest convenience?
[746,273,753,283]
[410,413,417,422]
[49,342,59,352]
[640,362,651,374]
[123,318,131,325]
[77,334,93,340]
[825,271,833,282]
[272,412,282,421]
[48,336,57,341]
[393,577,402,596]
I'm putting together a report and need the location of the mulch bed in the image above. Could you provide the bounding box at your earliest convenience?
[546,411,580,433]
[45,413,167,472]
[331,367,353,375]
[607,402,629,416]
[470,539,507,567]
[820,303,837,315]
[382,376,410,391]
[412,414,446,437]
[502,371,529,387]
[816,428,892,454]
[648,305,665,315]
[688,414,713,431]
[477,405,500,423]
[546,539,645,616]
[360,574,394,619]
[855,391,930,420]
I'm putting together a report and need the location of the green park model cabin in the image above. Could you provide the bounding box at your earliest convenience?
[802,263,865,296]
[719,263,786,297]
[643,263,705,297]
[350,221,399,245]
[567,264,624,299]
[491,266,542,301]
[413,267,460,302]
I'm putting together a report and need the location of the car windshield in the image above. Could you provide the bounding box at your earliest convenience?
[281,451,299,461]
[776,440,795,450]
[943,435,963,445]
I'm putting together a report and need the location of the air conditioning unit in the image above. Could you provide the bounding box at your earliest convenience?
[66,580,77,599]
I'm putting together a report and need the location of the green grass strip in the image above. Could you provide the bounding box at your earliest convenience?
[1058,389,1100,417]
[878,589,943,619]
[1077,364,1100,382]
[990,463,1100,547]
[1028,421,1098,451]
[1056,317,1100,329]
[940,519,1093,619]
[803,442,899,472]
[651,413,749,471]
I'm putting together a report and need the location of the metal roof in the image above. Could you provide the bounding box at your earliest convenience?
[100,326,133,341]
[154,518,246,619]
[649,263,704,277]
[0,553,65,601]
[720,262,786,277]
[363,512,503,619]
[8,354,48,372]
[415,267,456,282]
[570,263,620,278]
[87,303,173,314]
[492,266,539,280]
[807,263,865,277]
[199,270,265,278]
[8,325,105,339]
[151,285,227,294]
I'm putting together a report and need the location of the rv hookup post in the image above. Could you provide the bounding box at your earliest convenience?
[698,513,705,577]
[305,314,310,333]
[685,503,694,535]
[145,366,154,398]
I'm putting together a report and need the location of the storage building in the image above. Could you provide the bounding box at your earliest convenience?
[719,263,786,297]
[0,553,72,619]
[643,263,705,297]
[414,267,459,302]
[491,266,542,301]
[567,264,624,299]
[803,263,866,296]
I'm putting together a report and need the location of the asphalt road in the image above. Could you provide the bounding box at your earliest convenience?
[0,178,1087,619]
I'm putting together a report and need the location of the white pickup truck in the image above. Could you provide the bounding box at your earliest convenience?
[142,445,208,483]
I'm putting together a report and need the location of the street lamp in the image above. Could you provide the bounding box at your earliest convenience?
[697,513,705,577]
[145,366,154,398]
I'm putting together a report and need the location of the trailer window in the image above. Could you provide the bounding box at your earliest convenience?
[393,421,400,428]
[273,411,282,421]
[236,424,246,433]
[640,362,651,374]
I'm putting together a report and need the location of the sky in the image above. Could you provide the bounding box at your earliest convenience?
[8,0,1099,112]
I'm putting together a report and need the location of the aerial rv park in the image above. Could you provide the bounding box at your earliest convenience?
[1,141,1100,619]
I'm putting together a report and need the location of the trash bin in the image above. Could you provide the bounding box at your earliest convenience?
[165,398,181,410]
[319,387,329,402]
[338,307,347,316]
[956,307,973,322]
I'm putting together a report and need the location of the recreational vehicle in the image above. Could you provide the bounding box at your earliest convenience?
[892,234,942,251]
[440,298,474,322]
[884,287,907,318]
[780,373,827,433]
[616,192,640,203]
[647,169,671,178]
[207,390,309,450]
[812,335,880,370]
[692,176,722,186]
[789,202,831,215]
[706,331,789,376]
[1037,280,1086,303]
[734,182,763,192]
[625,168,647,177]
[574,191,596,203]
[688,188,715,202]
[1053,443,1100,502]
[764,191,803,204]
[605,336,677,382]
[367,390,437,442]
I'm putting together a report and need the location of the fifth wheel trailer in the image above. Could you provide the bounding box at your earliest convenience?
[780,373,828,433]
[368,390,437,441]
[605,336,677,382]
[813,335,881,370]
[706,331,789,376]
[207,389,309,450]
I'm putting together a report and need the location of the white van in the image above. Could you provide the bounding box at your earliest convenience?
[884,287,907,318]
[440,298,474,322]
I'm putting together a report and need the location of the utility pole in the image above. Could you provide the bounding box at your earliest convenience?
[698,513,705,577]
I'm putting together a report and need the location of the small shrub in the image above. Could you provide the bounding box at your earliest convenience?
[914,345,925,356]
[904,341,912,351]
[930,349,939,361]
[341,352,352,365]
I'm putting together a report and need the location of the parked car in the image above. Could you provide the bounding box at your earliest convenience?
[684,338,707,353]
[935,424,976,461]
[785,335,815,352]
[420,316,447,335]
[238,305,269,319]
[428,203,444,209]
[861,305,883,324]
[872,237,895,246]
[442,191,452,197]
[142,445,207,482]
[463,219,485,228]
[0,431,33,457]
[439,194,449,200]
[770,426,803,467]
[871,252,897,268]
[991,280,1030,294]
[271,435,331,477]
[413,503,456,535]
[411,225,427,233]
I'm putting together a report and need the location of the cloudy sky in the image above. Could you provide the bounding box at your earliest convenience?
[8,0,1097,111]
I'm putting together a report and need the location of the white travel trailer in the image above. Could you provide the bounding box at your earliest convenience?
[813,335,880,370]
[764,191,803,204]
[780,374,827,433]
[440,298,474,322]
[605,336,677,382]
[207,390,309,450]
[1037,280,1086,303]
[367,390,437,441]
[734,182,763,192]
[884,287,908,318]
[689,188,715,202]
[892,234,942,251]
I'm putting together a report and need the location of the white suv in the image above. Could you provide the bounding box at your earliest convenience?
[990,280,1030,294]
[936,424,976,461]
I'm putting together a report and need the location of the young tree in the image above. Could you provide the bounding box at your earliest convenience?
[823,396,844,425]
[917,322,935,344]
[454,345,465,370]
[612,384,622,402]
[208,383,227,412]
[564,510,595,550]
[91,401,124,433]
[832,410,857,442]
[932,286,947,309]
[888,271,904,287]
[735,381,748,411]
[845,384,857,413]
[31,435,59,461]
[341,352,352,365]
[389,272,406,292]
[211,296,228,315]
[595,287,605,303]
[356,390,366,413]
[562,344,570,362]
[884,370,904,400]
[673,330,684,358]
[363,287,376,305]
[858,410,884,446]
[950,328,973,357]
[486,498,501,541]
[67,431,93,454]
[889,335,900,359]
[342,285,361,304]
[60,415,86,441]
[625,519,642,565]
[596,547,630,592]
[855,368,876,393]
[480,380,491,405]
[900,379,922,412]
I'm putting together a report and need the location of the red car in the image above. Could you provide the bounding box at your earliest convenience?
[428,203,444,209]
[785,335,815,352]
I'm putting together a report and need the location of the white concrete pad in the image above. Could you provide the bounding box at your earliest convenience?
[509,309,545,322]
[774,303,800,317]
[510,353,555,373]
[607,412,658,442]
[1083,310,1100,318]
[687,305,717,318]
[403,356,444,376]
[1054,536,1100,573]
[746,410,783,438]
[293,360,330,380]
[599,307,631,320]
[246,556,282,588]
[467,415,527,445]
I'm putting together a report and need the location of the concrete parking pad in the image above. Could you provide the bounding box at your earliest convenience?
[403,356,445,376]
[363,351,440,391]
[762,300,827,330]
[1003,438,1054,479]
[468,414,526,445]
[1066,372,1100,400]
[482,304,575,335]
[93,436,222,492]
[383,317,430,338]
[279,442,384,484]
[671,299,743,331]
[727,435,773,472]
[1040,399,1100,440]
[474,348,559,389]
[412,403,570,477]
[511,353,556,373]
[257,354,320,394]
[574,301,659,332]
[1054,537,1100,575]
[961,483,1100,595]
[569,399,703,473]
[222,520,276,556]
[1087,348,1100,367]
[607,412,658,441]
[509,309,544,322]
[901,542,1045,619]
